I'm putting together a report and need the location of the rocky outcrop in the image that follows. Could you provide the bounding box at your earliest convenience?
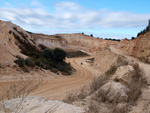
[3,96,84,113]
[112,65,135,85]
[98,81,130,103]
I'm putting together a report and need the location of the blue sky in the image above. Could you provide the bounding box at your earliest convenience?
[0,0,150,39]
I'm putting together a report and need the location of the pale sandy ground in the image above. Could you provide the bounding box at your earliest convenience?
[110,46,150,113]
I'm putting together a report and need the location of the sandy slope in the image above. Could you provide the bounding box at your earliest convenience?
[110,46,150,113]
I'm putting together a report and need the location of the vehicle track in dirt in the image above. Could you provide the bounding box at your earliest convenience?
[29,57,94,100]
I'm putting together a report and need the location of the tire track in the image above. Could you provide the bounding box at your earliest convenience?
[30,57,94,100]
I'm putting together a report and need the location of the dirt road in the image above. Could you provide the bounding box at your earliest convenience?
[28,57,94,100]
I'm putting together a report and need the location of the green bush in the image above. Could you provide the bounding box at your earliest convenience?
[35,59,43,67]
[14,48,74,75]
[15,57,34,68]
[42,48,53,59]
[66,51,89,58]
[105,65,117,76]
[53,48,66,62]
[24,58,34,67]
[137,20,150,37]
[14,57,24,67]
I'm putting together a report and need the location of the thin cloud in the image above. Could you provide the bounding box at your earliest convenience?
[31,1,41,6]
[0,1,150,38]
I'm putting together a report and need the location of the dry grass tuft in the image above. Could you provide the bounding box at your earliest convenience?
[63,92,77,104]
[0,77,43,113]
[116,55,129,67]
[64,86,88,104]
[90,75,109,94]
[112,104,129,113]
[127,64,147,104]
[94,86,111,103]
[1,78,42,100]
[105,65,117,77]
[86,102,99,113]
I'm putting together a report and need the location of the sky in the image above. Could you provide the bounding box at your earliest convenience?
[0,0,150,39]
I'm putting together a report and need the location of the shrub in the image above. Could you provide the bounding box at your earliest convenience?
[131,37,135,40]
[28,52,41,59]
[14,47,74,75]
[105,65,117,76]
[63,86,88,104]
[38,44,47,50]
[137,20,150,37]
[55,35,61,38]
[104,38,120,41]
[14,57,24,67]
[24,58,34,67]
[63,92,77,104]
[90,75,109,94]
[90,34,93,37]
[54,62,73,75]
[112,104,129,113]
[66,51,89,58]
[87,102,99,113]
[53,48,66,62]
[138,57,150,64]
[42,48,53,59]
[127,64,147,103]
[14,57,31,72]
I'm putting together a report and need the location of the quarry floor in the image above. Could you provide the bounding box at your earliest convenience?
[1,46,150,112]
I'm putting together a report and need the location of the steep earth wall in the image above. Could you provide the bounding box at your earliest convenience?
[119,31,150,63]
[33,33,119,53]
[31,34,67,48]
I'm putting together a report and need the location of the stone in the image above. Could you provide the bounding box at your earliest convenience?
[4,96,84,113]
[98,81,130,103]
[112,65,135,86]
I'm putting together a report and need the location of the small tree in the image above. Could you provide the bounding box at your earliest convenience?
[25,58,34,67]
[42,48,53,59]
[53,48,66,62]
[90,34,93,37]
[131,37,135,40]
